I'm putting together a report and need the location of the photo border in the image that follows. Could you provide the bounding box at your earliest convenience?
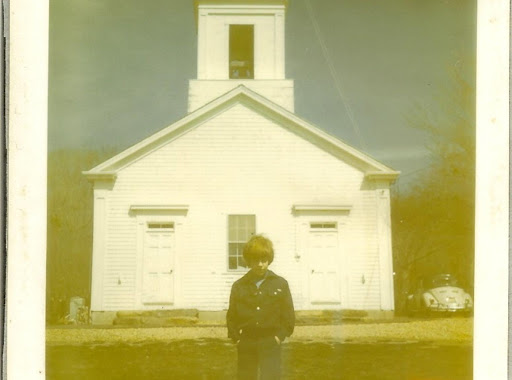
[4,0,510,378]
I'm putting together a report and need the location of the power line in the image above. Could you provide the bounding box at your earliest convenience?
[303,0,367,152]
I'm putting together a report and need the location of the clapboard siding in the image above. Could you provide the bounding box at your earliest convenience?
[188,80,295,112]
[96,103,388,311]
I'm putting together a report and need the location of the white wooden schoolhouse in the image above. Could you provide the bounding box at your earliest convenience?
[84,0,399,324]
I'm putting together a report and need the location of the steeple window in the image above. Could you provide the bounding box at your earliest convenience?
[229,25,254,79]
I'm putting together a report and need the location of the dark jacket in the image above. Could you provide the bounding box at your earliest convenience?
[227,270,295,343]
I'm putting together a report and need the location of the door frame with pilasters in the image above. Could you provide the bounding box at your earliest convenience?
[292,205,351,309]
[130,205,188,310]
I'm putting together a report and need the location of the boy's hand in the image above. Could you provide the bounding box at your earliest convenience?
[274,336,281,345]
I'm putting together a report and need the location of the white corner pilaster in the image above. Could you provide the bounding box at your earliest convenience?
[90,186,109,311]
[274,11,285,79]
[197,11,208,79]
[375,181,394,310]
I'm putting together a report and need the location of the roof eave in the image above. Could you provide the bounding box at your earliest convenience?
[365,171,401,183]
[82,171,117,182]
[194,0,288,28]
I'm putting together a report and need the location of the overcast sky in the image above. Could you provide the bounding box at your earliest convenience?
[49,0,476,189]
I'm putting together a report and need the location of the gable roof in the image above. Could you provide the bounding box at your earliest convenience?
[83,85,399,182]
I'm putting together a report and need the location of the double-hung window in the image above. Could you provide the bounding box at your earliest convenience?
[228,214,255,270]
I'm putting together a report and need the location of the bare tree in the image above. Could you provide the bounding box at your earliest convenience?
[47,147,118,323]
[392,67,475,312]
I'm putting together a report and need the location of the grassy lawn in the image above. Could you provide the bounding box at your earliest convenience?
[47,339,472,380]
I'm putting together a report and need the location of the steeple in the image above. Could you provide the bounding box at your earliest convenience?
[188,0,294,112]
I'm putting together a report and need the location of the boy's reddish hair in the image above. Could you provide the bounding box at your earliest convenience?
[243,234,274,264]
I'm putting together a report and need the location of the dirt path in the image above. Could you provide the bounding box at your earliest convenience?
[46,317,472,345]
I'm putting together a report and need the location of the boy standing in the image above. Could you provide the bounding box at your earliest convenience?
[227,235,295,380]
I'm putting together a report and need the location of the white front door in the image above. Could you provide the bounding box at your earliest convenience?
[142,223,175,304]
[309,223,340,303]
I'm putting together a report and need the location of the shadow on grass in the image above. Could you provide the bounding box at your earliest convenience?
[47,339,472,380]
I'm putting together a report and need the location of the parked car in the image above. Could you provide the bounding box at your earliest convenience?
[405,274,473,316]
